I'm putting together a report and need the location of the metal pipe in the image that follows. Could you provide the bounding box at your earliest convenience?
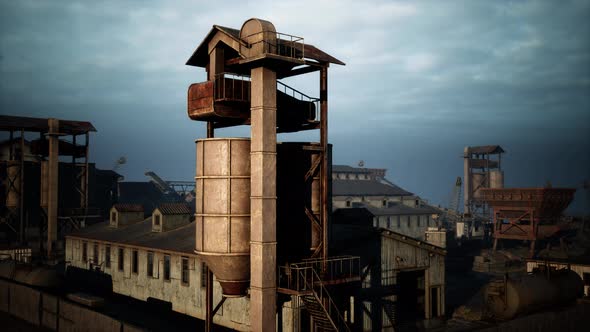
[320,65,329,265]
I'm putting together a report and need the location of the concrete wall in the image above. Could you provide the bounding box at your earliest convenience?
[0,278,145,331]
[66,238,253,331]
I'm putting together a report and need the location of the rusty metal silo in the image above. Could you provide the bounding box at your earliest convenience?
[194,138,251,297]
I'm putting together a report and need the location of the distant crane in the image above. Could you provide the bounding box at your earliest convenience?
[449,177,462,214]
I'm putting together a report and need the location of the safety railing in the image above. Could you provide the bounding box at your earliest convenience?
[277,81,319,122]
[241,31,305,60]
[297,255,361,282]
[214,73,251,102]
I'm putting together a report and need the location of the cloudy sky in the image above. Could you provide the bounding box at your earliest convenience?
[1,0,589,213]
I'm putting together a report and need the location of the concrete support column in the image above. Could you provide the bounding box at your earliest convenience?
[250,66,277,332]
[47,118,59,257]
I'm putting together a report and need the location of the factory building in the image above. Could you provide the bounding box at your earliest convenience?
[65,203,254,331]
[332,165,423,210]
[332,220,446,331]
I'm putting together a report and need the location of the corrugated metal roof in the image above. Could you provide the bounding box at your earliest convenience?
[112,203,144,213]
[332,179,413,196]
[156,203,191,215]
[466,145,505,155]
[67,219,195,254]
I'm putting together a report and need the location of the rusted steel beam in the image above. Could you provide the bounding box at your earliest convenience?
[320,65,329,265]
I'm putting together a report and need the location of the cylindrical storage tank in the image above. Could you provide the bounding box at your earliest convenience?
[40,161,49,208]
[195,138,251,297]
[489,170,504,189]
[6,161,21,208]
[472,173,486,199]
[484,269,583,319]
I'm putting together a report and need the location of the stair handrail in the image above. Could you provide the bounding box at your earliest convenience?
[277,81,319,103]
[295,266,350,332]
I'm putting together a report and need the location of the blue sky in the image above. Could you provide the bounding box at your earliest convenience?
[1,0,589,213]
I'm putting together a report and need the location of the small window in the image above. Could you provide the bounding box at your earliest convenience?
[111,211,117,224]
[397,216,401,228]
[164,255,171,281]
[82,242,88,262]
[418,216,421,227]
[132,250,138,274]
[382,199,387,207]
[118,247,124,271]
[154,214,160,226]
[407,216,410,228]
[387,216,391,228]
[105,246,111,268]
[415,199,419,207]
[147,252,154,277]
[181,257,190,285]
[201,262,208,287]
[346,200,351,207]
[93,243,98,264]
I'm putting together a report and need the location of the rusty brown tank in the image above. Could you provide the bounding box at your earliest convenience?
[484,268,583,319]
[194,138,251,297]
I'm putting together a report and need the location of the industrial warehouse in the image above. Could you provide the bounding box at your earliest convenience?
[1,13,590,332]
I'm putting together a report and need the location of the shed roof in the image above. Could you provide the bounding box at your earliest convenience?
[185,24,345,67]
[0,115,96,134]
[378,228,446,255]
[112,203,144,213]
[333,179,413,196]
[156,203,192,215]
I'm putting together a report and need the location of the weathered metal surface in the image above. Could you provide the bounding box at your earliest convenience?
[481,188,576,218]
[195,138,251,297]
[484,269,583,319]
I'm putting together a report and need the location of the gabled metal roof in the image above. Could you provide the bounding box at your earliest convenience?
[185,24,345,67]
[466,145,505,155]
[112,203,144,213]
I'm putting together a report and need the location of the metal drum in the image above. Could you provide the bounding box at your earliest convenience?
[195,138,251,297]
[489,170,504,189]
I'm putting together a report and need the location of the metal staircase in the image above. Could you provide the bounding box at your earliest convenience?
[278,256,360,332]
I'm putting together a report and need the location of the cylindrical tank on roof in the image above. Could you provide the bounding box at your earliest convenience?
[472,173,486,199]
[240,18,277,56]
[195,138,251,297]
[484,269,583,319]
[6,161,21,208]
[489,170,504,189]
